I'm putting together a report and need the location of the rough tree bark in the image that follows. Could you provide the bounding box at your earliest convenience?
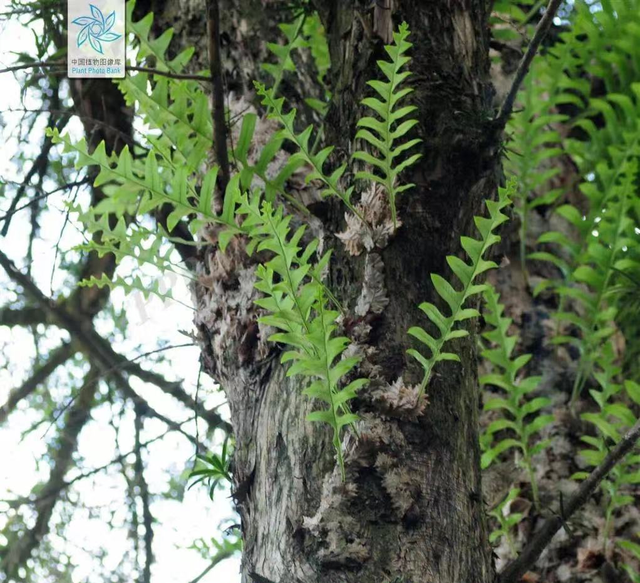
[180,1,505,582]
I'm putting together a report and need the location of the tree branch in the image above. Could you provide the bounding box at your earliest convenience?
[0,249,231,438]
[0,180,90,226]
[1,112,71,236]
[498,418,640,583]
[206,0,231,212]
[90,335,232,434]
[2,425,180,509]
[0,305,48,328]
[0,60,212,81]
[495,0,563,128]
[2,367,99,580]
[0,342,77,425]
[134,406,154,583]
[112,374,208,451]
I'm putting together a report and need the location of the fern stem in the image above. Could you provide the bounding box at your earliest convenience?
[382,52,399,229]
[318,299,346,480]
[523,449,540,511]
[417,230,495,398]
[269,14,306,102]
[519,207,528,284]
[258,84,368,225]
[259,205,312,335]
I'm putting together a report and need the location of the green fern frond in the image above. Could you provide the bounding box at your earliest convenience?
[254,83,366,223]
[49,129,240,243]
[117,72,211,174]
[353,22,422,228]
[407,180,515,398]
[530,128,640,288]
[303,13,330,89]
[78,273,194,311]
[573,348,640,552]
[126,0,194,73]
[232,111,310,213]
[620,536,640,583]
[480,284,554,509]
[238,194,366,478]
[262,10,330,101]
[74,209,194,280]
[262,14,307,99]
[534,144,639,403]
[488,487,525,556]
[506,64,567,272]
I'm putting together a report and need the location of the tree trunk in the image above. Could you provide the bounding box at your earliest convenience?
[190,1,502,581]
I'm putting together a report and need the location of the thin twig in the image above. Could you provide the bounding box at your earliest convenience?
[2,107,138,151]
[0,60,212,81]
[0,342,77,425]
[206,0,231,213]
[1,367,100,580]
[0,180,90,225]
[128,64,211,81]
[1,113,70,236]
[495,0,563,128]
[1,425,180,509]
[498,418,640,583]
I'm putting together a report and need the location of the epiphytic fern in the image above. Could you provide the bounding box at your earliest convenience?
[238,193,367,478]
[505,63,567,274]
[126,0,194,74]
[533,138,640,404]
[262,14,307,99]
[255,83,365,222]
[303,12,330,92]
[572,349,640,554]
[117,71,211,175]
[408,179,515,398]
[232,111,311,212]
[480,284,554,509]
[49,130,239,239]
[71,208,196,309]
[620,535,640,583]
[353,22,422,228]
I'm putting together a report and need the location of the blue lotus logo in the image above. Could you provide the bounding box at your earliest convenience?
[72,5,121,54]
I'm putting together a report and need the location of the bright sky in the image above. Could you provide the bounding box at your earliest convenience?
[0,1,241,581]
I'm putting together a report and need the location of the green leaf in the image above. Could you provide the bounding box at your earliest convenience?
[408,180,515,398]
[352,22,421,228]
